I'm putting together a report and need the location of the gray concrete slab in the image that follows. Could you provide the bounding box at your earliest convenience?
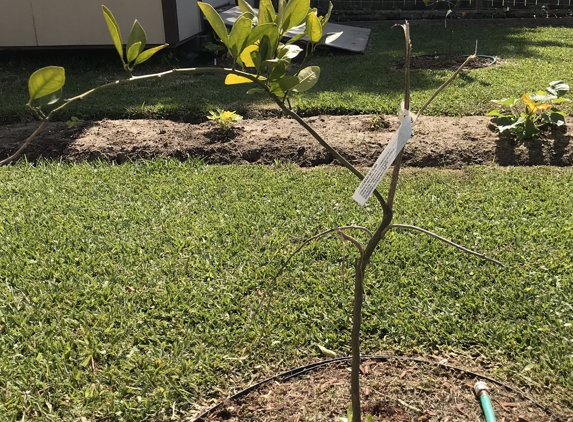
[218,6,371,53]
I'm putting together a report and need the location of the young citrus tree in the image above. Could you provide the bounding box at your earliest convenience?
[6,2,499,420]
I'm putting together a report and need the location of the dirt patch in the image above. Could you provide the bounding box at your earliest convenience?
[1,115,572,167]
[391,55,500,71]
[196,356,572,421]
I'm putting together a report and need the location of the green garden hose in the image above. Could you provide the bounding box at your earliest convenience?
[475,381,497,422]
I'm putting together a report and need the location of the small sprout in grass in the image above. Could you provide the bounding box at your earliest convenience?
[487,80,569,140]
[207,109,243,131]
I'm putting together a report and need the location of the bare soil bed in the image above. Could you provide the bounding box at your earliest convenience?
[1,114,572,167]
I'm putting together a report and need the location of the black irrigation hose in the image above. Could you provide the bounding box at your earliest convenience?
[193,354,559,421]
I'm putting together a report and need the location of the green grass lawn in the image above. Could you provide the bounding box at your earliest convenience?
[1,25,573,124]
[0,162,572,420]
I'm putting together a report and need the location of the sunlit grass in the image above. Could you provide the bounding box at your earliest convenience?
[0,161,571,420]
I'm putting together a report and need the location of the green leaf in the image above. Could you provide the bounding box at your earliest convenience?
[282,0,310,34]
[127,20,147,60]
[492,97,519,107]
[198,2,229,46]
[305,12,322,44]
[550,97,570,104]
[35,88,63,106]
[549,111,566,126]
[245,23,279,50]
[286,33,306,45]
[523,118,540,139]
[548,80,569,97]
[246,88,265,94]
[529,91,556,103]
[279,75,300,92]
[320,2,333,29]
[277,0,286,27]
[317,31,343,46]
[127,41,142,64]
[28,66,66,101]
[228,15,252,59]
[258,35,273,63]
[259,0,276,25]
[486,109,510,117]
[238,0,257,16]
[277,44,303,60]
[134,44,168,65]
[498,116,525,133]
[102,5,124,63]
[269,61,287,81]
[292,66,320,92]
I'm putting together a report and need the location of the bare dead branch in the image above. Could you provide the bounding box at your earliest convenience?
[388,224,504,266]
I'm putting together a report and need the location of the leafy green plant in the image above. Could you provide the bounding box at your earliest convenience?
[487,81,569,140]
[207,108,243,130]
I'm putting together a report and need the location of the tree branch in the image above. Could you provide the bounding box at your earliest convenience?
[388,224,504,266]
[247,225,372,349]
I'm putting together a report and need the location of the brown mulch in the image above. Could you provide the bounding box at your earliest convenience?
[196,356,572,422]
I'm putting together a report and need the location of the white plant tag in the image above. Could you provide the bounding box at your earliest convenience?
[352,115,412,206]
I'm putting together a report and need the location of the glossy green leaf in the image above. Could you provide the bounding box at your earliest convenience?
[292,66,320,92]
[238,0,257,16]
[277,44,303,60]
[286,33,305,45]
[134,44,168,65]
[198,2,229,45]
[246,23,278,48]
[259,0,276,24]
[250,49,263,71]
[126,41,141,64]
[127,20,146,59]
[278,75,300,92]
[28,66,66,101]
[277,0,286,27]
[258,35,273,62]
[228,15,252,59]
[35,88,63,106]
[269,61,287,81]
[269,81,285,96]
[102,5,124,62]
[305,12,322,44]
[282,0,310,34]
[318,31,343,46]
[320,2,333,29]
